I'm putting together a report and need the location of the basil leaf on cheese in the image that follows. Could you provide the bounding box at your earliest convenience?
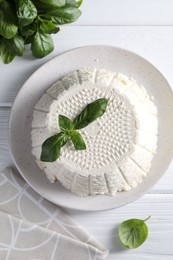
[73,98,108,129]
[70,130,86,150]
[40,132,68,162]
[59,114,74,132]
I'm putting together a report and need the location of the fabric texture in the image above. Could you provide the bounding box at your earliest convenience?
[0,168,109,260]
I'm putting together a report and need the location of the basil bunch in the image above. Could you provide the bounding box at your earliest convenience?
[0,0,82,64]
[41,98,108,162]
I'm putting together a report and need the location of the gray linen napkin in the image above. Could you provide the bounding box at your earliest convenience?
[0,168,109,260]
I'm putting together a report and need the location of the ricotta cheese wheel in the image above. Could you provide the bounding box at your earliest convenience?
[31,68,158,196]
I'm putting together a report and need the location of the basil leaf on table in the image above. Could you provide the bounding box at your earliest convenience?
[70,130,86,150]
[41,132,69,162]
[118,216,151,249]
[59,115,74,132]
[73,98,108,129]
[0,1,18,39]
[46,6,82,24]
[17,0,37,27]
[31,32,54,58]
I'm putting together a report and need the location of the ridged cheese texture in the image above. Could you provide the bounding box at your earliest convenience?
[31,68,158,196]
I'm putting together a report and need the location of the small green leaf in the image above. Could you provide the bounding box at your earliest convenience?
[20,23,37,37]
[39,19,60,34]
[24,34,34,44]
[59,115,74,132]
[31,32,54,58]
[9,34,25,56]
[66,0,83,8]
[40,132,69,162]
[70,130,86,150]
[0,1,18,39]
[73,98,109,129]
[1,38,16,64]
[17,0,37,27]
[39,0,65,7]
[46,6,82,24]
[118,216,150,249]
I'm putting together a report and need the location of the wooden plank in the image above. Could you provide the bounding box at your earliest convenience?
[0,109,12,171]
[0,26,173,105]
[77,0,173,25]
[67,194,173,260]
[0,108,173,193]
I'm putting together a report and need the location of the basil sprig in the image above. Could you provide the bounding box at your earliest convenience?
[118,216,151,249]
[40,98,108,162]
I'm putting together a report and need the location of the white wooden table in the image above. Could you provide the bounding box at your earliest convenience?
[1,1,173,259]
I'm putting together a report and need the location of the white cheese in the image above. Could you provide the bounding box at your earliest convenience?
[31,68,158,196]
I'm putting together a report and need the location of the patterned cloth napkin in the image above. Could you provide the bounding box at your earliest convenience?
[0,168,109,260]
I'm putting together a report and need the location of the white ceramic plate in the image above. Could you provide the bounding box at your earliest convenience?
[9,45,173,211]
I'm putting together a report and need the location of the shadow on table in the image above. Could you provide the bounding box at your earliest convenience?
[109,225,126,253]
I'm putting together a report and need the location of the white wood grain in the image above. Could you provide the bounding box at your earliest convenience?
[77,0,173,25]
[67,194,173,259]
[1,26,173,105]
[0,109,12,171]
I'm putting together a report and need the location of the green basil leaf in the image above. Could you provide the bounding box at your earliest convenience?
[70,130,86,150]
[46,6,82,24]
[0,1,18,39]
[24,34,34,44]
[66,0,83,8]
[31,0,64,11]
[118,216,150,249]
[17,0,37,27]
[20,23,37,37]
[73,98,108,129]
[2,34,25,56]
[40,132,68,162]
[1,38,16,64]
[39,0,65,7]
[31,32,54,58]
[39,19,60,34]
[59,115,74,132]
[9,34,24,56]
